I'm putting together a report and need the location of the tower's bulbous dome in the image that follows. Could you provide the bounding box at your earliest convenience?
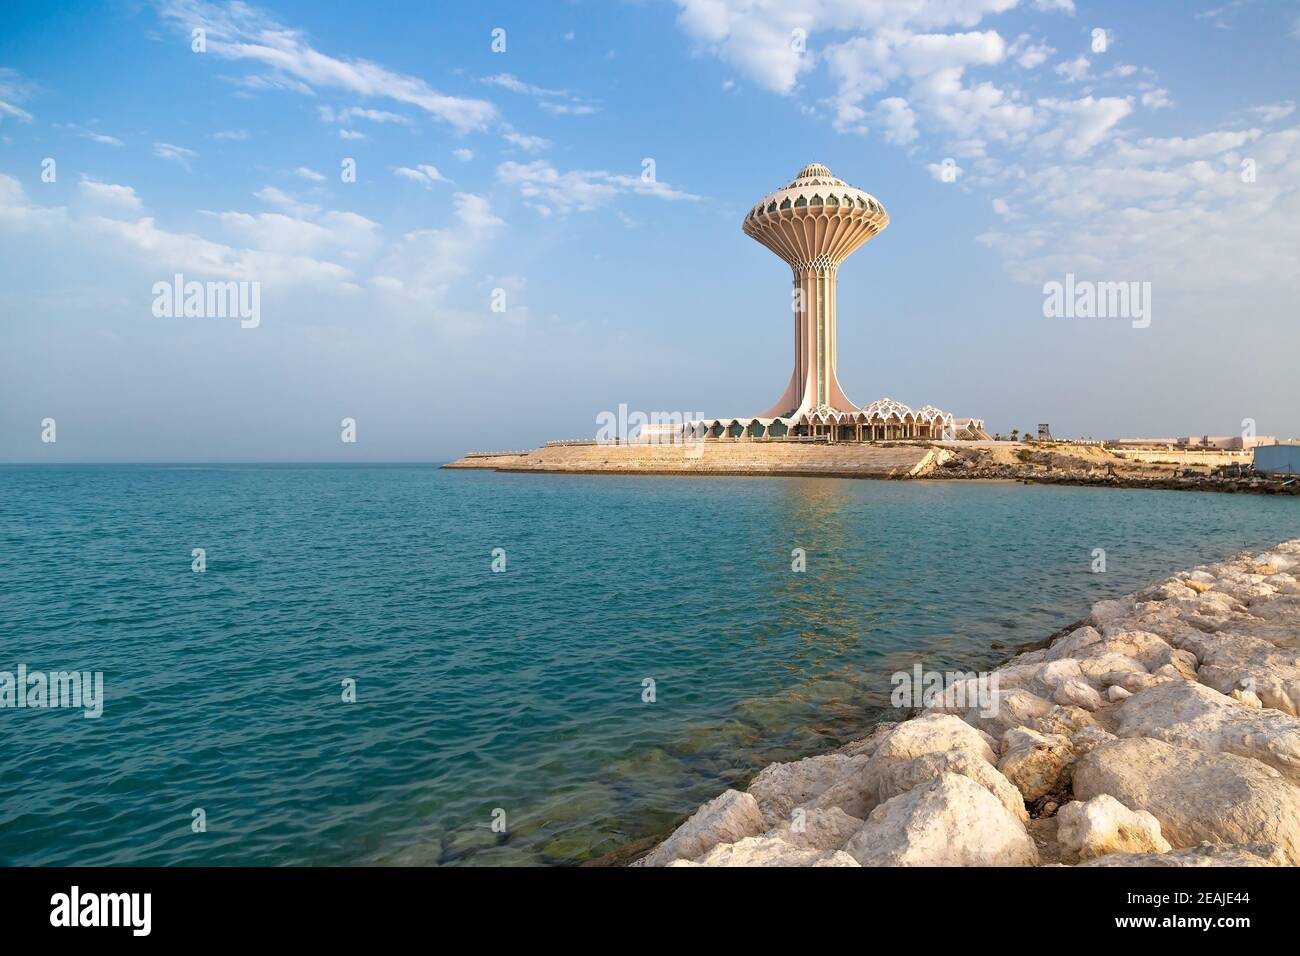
[743,162,889,267]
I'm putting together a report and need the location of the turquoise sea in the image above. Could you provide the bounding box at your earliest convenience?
[1,464,1296,866]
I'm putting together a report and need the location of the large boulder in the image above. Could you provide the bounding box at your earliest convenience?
[678,835,856,867]
[1055,794,1171,861]
[872,713,997,765]
[1045,625,1103,661]
[1193,636,1300,717]
[1073,738,1300,865]
[642,789,766,866]
[1074,631,1174,671]
[962,688,1054,737]
[1113,681,1300,784]
[843,773,1038,867]
[766,807,863,852]
[872,748,1028,822]
[1077,842,1286,867]
[1052,678,1103,711]
[747,751,870,827]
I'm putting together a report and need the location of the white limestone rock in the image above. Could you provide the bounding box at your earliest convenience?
[1112,680,1300,784]
[997,727,1074,802]
[1073,738,1300,865]
[872,713,997,766]
[685,835,850,867]
[1076,652,1149,687]
[963,687,1054,737]
[766,806,863,852]
[1055,794,1171,861]
[1193,634,1300,717]
[871,748,1029,822]
[1045,625,1103,661]
[1089,600,1138,632]
[1053,677,1103,712]
[844,773,1038,867]
[1075,631,1173,671]
[1077,842,1286,867]
[747,751,870,827]
[1025,705,1098,738]
[643,789,766,866]
[1107,685,1132,702]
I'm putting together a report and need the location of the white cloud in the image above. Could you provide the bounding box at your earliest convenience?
[877,96,918,144]
[0,172,361,291]
[373,193,503,305]
[77,176,142,212]
[1251,101,1296,123]
[1008,34,1054,69]
[158,0,496,132]
[502,130,551,153]
[0,68,34,122]
[83,130,124,146]
[1034,96,1133,156]
[294,166,325,181]
[395,164,450,187]
[453,148,474,161]
[153,142,198,168]
[673,0,1022,94]
[497,160,701,214]
[339,129,367,141]
[1141,88,1172,110]
[977,124,1300,301]
[1054,55,1090,83]
[207,207,379,259]
[319,105,412,126]
[926,159,963,181]
[214,129,249,141]
[254,185,319,217]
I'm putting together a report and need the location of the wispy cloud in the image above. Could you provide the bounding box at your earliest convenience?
[482,73,600,115]
[497,160,701,215]
[153,141,198,168]
[394,164,450,187]
[158,0,496,132]
[502,129,551,153]
[0,67,35,122]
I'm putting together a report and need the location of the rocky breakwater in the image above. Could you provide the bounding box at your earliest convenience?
[636,540,1300,867]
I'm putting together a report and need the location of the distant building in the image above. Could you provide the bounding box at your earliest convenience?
[1108,435,1277,451]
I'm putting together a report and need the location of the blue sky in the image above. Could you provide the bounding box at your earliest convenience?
[1,0,1297,461]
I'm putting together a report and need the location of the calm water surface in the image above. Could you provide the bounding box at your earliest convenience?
[1,464,1296,865]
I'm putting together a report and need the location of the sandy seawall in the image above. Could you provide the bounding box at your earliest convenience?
[444,442,941,478]
[637,540,1300,867]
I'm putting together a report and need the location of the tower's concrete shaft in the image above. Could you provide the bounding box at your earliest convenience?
[742,163,889,418]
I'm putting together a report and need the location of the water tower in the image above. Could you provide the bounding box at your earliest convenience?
[742,163,889,418]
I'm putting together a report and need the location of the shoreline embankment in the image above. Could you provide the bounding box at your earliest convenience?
[630,540,1300,867]
[445,442,1299,495]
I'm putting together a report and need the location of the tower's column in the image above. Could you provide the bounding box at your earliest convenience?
[792,263,842,412]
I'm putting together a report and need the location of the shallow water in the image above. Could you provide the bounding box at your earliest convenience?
[1,464,1295,865]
